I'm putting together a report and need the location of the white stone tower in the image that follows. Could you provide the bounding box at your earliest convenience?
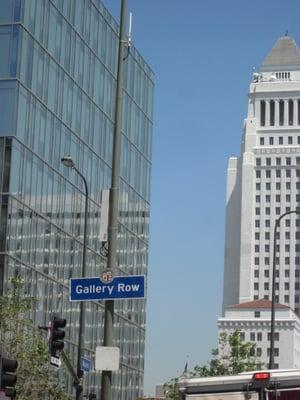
[223,35,300,315]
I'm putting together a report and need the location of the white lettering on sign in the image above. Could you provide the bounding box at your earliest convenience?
[118,283,140,292]
[75,284,114,295]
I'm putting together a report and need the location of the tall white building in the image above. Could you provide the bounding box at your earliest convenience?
[223,35,300,313]
[222,35,300,368]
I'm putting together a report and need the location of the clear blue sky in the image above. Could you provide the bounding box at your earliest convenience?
[106,0,300,395]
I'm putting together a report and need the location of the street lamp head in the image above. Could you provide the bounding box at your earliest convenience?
[61,156,75,168]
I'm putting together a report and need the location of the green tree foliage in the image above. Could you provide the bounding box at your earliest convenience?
[192,330,260,377]
[163,377,180,400]
[164,330,262,399]
[0,276,70,399]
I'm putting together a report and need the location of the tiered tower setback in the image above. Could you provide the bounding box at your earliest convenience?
[223,35,300,315]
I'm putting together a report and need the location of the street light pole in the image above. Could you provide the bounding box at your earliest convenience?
[101,0,127,399]
[61,156,89,400]
[269,209,300,369]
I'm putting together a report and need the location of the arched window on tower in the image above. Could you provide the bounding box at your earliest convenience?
[288,99,294,125]
[279,100,284,126]
[260,100,266,126]
[270,100,275,126]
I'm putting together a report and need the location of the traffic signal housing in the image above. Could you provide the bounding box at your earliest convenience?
[48,314,66,357]
[0,353,18,399]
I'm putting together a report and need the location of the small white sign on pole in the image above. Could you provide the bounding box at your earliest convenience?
[95,346,120,371]
[99,190,109,242]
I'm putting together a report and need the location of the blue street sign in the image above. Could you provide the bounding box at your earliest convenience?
[81,357,91,372]
[69,275,145,301]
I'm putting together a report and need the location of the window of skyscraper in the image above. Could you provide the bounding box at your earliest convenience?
[265,257,270,265]
[260,100,266,126]
[284,295,289,303]
[279,100,284,125]
[288,99,294,125]
[270,100,275,126]
[265,244,270,252]
[257,348,262,357]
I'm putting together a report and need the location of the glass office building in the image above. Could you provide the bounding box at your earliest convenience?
[0,0,154,398]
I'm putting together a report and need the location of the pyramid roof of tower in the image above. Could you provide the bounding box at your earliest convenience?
[261,35,300,70]
[227,299,289,310]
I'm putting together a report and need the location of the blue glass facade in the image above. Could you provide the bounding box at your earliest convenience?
[0,0,154,398]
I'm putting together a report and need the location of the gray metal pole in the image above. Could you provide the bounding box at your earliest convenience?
[269,210,299,369]
[101,0,126,399]
[74,168,89,400]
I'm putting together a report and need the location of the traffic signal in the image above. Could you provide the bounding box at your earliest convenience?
[48,314,66,357]
[0,353,18,399]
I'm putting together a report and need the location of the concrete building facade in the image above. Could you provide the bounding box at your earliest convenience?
[218,300,300,369]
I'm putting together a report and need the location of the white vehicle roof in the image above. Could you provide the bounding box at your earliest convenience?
[179,369,300,392]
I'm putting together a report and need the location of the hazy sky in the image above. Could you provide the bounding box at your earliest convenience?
[105,0,300,395]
